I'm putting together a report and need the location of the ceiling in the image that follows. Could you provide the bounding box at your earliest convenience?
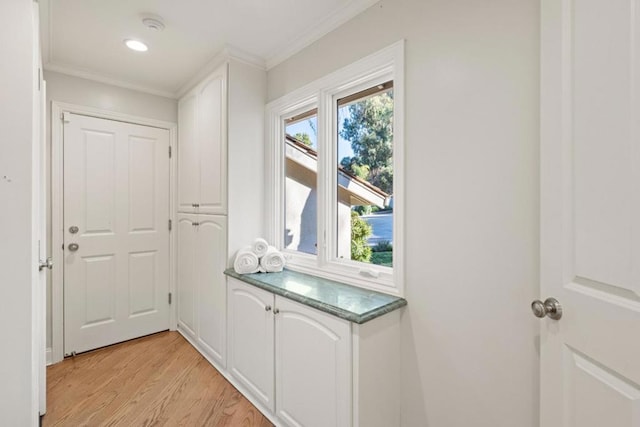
[40,0,379,98]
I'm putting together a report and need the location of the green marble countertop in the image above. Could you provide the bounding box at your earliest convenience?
[224,268,407,324]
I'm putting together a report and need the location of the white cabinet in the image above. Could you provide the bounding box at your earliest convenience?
[227,280,275,411]
[176,56,266,375]
[275,297,351,427]
[227,278,352,427]
[177,214,227,368]
[178,65,227,215]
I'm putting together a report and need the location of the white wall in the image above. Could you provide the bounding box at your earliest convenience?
[0,1,38,424]
[227,59,267,263]
[44,71,178,123]
[43,71,178,349]
[268,1,540,426]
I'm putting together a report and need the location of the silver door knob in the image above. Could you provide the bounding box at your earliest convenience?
[531,297,562,320]
[265,305,272,312]
[68,243,79,252]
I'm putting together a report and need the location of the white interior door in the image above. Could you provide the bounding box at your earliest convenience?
[63,113,170,355]
[540,0,640,425]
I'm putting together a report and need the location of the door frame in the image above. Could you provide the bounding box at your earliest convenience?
[50,101,178,364]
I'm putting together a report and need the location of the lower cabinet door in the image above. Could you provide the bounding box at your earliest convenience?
[196,215,227,367]
[275,296,352,427]
[177,214,198,338]
[227,278,275,411]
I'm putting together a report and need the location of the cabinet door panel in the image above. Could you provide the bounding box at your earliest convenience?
[178,93,198,213]
[196,215,227,367]
[198,66,227,215]
[228,278,275,411]
[275,297,351,427]
[177,214,197,337]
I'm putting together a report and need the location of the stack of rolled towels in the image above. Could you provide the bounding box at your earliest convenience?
[233,238,286,274]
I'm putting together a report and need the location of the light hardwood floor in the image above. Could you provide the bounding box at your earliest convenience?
[43,331,273,427]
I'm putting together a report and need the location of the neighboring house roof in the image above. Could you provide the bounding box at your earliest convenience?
[285,134,389,208]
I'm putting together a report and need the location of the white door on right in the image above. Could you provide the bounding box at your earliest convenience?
[540,1,640,426]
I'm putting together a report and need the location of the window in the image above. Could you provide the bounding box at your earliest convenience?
[266,42,404,295]
[284,110,318,255]
[336,82,394,267]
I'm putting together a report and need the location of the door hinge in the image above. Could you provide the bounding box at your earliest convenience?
[38,68,41,91]
[168,293,172,305]
[168,219,172,231]
[62,112,70,123]
[169,146,172,158]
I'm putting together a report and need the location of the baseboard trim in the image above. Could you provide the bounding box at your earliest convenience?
[46,347,53,366]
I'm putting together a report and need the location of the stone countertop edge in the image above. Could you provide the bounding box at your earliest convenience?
[224,268,407,324]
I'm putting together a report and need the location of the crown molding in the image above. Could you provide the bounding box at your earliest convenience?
[40,0,377,98]
[174,44,266,99]
[264,0,379,70]
[44,62,177,99]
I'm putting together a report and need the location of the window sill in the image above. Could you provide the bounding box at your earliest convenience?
[224,268,407,324]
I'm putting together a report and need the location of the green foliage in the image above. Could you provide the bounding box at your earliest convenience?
[350,211,372,262]
[352,205,372,216]
[371,251,393,267]
[294,132,313,147]
[340,90,394,194]
[372,240,393,252]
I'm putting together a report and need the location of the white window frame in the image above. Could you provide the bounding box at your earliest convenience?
[266,41,404,296]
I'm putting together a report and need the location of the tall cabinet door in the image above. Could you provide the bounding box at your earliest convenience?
[228,278,275,412]
[197,65,227,215]
[275,297,351,427]
[177,93,198,213]
[196,215,227,367]
[177,214,197,338]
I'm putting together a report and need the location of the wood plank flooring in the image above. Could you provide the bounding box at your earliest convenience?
[43,331,273,427]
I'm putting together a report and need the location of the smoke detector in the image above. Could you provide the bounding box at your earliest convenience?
[142,15,165,32]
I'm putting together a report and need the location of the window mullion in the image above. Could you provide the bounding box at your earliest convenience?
[316,90,333,268]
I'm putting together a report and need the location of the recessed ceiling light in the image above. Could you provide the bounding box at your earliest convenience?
[124,39,148,52]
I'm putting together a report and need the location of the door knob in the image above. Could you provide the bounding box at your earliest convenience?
[531,297,562,320]
[68,243,79,252]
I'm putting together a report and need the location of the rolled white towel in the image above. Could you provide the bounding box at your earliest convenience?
[233,246,260,274]
[260,246,286,273]
[252,238,269,258]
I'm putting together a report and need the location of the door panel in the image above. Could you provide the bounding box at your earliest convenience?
[177,214,197,337]
[82,255,116,325]
[275,297,351,427]
[196,215,227,366]
[129,136,158,232]
[541,0,640,424]
[178,93,198,213]
[128,251,157,316]
[228,278,275,411]
[64,113,170,355]
[567,349,640,427]
[197,66,227,215]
